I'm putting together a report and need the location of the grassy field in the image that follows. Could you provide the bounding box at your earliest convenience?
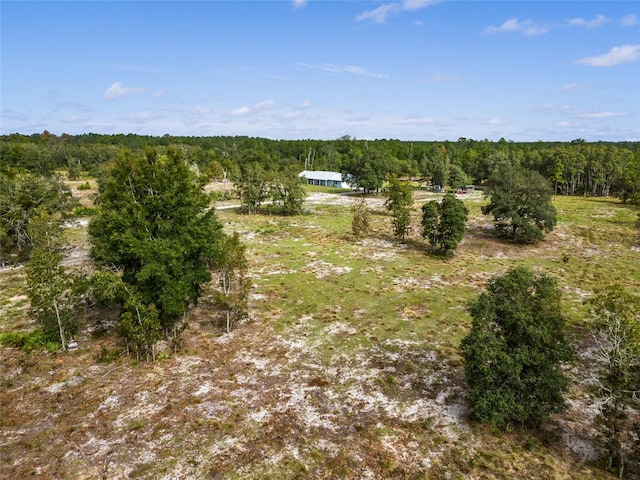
[0,185,638,479]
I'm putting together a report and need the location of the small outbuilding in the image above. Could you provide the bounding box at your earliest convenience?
[298,170,351,189]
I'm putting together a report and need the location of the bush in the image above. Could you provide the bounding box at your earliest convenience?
[77,182,91,190]
[73,206,99,217]
[0,330,60,352]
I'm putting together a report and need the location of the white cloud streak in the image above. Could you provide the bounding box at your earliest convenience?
[576,44,640,67]
[427,72,461,83]
[567,14,609,28]
[229,100,276,117]
[103,82,147,100]
[556,83,588,93]
[356,0,440,23]
[291,0,306,9]
[574,111,630,119]
[395,116,436,125]
[297,62,388,79]
[483,18,548,36]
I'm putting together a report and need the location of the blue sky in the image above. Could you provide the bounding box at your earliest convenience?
[2,1,639,141]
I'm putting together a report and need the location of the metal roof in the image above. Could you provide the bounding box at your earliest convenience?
[298,170,344,182]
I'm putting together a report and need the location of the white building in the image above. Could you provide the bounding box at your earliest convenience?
[298,170,351,189]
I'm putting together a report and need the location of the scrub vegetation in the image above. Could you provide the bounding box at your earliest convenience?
[1,133,639,479]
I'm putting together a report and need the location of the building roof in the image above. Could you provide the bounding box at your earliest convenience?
[298,170,343,182]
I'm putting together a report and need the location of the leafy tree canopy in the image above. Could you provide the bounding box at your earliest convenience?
[0,168,77,263]
[89,146,224,333]
[461,266,572,428]
[421,194,468,256]
[482,165,557,244]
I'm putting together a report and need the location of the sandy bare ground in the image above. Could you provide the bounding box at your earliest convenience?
[0,190,625,479]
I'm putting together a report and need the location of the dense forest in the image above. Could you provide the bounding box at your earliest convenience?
[2,132,640,202]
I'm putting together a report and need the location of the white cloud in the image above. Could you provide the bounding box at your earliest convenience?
[567,14,609,28]
[574,111,629,119]
[396,116,436,125]
[297,62,388,79]
[621,13,638,27]
[344,65,388,79]
[230,106,252,116]
[576,44,640,67]
[299,100,313,109]
[296,62,341,73]
[530,102,556,113]
[254,99,275,110]
[356,3,399,23]
[402,0,440,11]
[291,0,306,9]
[228,100,275,117]
[555,121,580,127]
[190,105,211,115]
[103,82,147,100]
[356,0,440,23]
[488,117,507,125]
[483,18,548,36]
[557,83,588,93]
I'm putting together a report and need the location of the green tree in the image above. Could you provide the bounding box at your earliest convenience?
[482,165,557,244]
[0,168,77,263]
[461,267,572,428]
[588,285,640,475]
[385,175,413,242]
[25,209,80,350]
[448,163,470,190]
[270,167,307,215]
[234,162,271,213]
[351,197,370,239]
[88,146,224,351]
[213,232,249,333]
[421,194,468,256]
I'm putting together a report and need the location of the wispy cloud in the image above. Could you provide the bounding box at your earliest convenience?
[621,13,638,27]
[254,99,275,110]
[426,72,461,83]
[566,14,609,28]
[574,111,630,119]
[189,105,211,115]
[555,121,581,128]
[344,65,388,79]
[556,83,588,93]
[297,62,388,79]
[103,82,147,100]
[229,100,276,117]
[230,106,252,117]
[483,18,548,36]
[488,117,507,125]
[576,44,640,67]
[395,116,436,125]
[291,0,306,9]
[356,0,441,24]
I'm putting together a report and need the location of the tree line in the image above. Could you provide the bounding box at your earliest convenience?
[2,133,640,204]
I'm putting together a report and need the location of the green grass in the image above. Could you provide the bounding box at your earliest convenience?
[219,193,640,368]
